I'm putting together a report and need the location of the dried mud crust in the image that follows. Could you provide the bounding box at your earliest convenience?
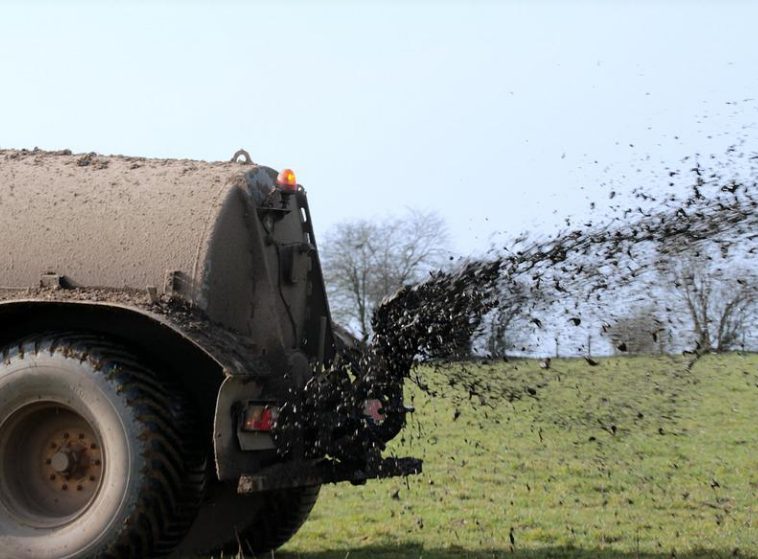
[0,147,276,305]
[0,287,270,378]
[0,147,255,172]
[0,334,206,559]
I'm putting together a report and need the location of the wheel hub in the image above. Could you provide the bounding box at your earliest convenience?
[50,449,77,474]
[0,404,105,527]
[42,428,103,493]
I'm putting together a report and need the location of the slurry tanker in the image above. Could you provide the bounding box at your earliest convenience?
[0,148,418,558]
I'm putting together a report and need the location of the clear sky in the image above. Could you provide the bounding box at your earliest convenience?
[2,1,757,255]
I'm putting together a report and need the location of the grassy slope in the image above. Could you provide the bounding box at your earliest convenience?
[277,353,758,559]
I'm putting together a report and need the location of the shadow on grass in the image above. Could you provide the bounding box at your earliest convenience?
[273,544,756,559]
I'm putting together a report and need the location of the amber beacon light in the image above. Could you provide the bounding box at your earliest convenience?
[276,168,298,191]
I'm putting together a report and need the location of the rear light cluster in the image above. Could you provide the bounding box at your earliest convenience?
[241,404,279,432]
[242,399,391,433]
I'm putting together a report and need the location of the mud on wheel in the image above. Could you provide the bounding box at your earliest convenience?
[0,334,206,559]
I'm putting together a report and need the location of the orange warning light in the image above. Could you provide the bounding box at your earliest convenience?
[276,168,298,191]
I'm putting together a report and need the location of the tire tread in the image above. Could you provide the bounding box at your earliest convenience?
[3,333,206,559]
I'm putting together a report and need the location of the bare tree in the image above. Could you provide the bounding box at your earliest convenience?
[321,210,448,341]
[481,279,533,357]
[605,305,668,355]
[668,257,756,352]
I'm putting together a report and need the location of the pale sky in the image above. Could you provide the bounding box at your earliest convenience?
[2,1,757,255]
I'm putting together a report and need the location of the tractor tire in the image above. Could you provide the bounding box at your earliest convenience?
[219,485,321,556]
[0,334,206,559]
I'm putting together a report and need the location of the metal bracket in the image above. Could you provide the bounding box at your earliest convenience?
[164,270,183,297]
[230,149,253,165]
[40,273,65,289]
[237,456,423,493]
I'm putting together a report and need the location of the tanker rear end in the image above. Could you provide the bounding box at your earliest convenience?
[0,148,419,559]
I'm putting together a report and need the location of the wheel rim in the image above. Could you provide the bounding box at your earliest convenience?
[0,403,105,528]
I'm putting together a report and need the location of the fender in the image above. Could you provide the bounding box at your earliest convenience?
[0,296,272,478]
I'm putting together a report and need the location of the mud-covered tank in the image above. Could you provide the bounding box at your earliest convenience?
[0,148,324,350]
[0,149,419,559]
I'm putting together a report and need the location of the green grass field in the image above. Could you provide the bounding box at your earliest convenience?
[272,353,757,559]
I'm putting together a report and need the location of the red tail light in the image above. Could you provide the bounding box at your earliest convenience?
[363,399,385,425]
[242,405,279,432]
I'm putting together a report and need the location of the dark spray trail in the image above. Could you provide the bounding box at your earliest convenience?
[369,177,756,375]
[278,170,756,466]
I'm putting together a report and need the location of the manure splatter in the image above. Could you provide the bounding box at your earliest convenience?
[278,156,757,468]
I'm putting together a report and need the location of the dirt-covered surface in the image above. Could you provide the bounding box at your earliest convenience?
[0,148,254,298]
[0,286,268,378]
